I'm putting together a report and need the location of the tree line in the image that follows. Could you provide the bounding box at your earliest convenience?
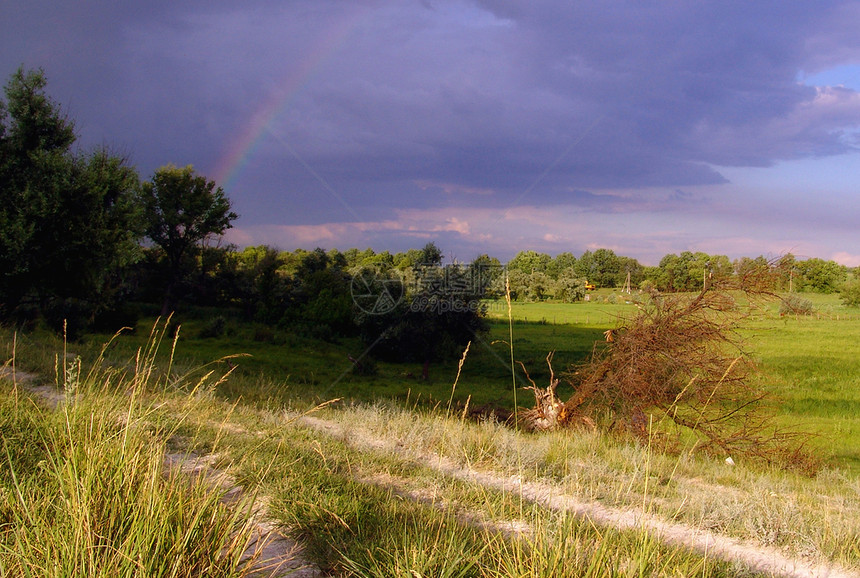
[503,249,855,301]
[2,67,857,351]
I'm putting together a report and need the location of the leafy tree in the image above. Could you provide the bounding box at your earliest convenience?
[708,254,734,280]
[234,246,291,323]
[653,251,711,292]
[549,252,577,280]
[393,248,425,270]
[507,250,551,276]
[616,255,645,288]
[734,256,769,280]
[470,254,504,298]
[639,266,661,291]
[506,251,556,300]
[590,248,622,287]
[0,67,142,331]
[504,269,529,301]
[525,271,553,301]
[140,164,237,314]
[326,248,347,270]
[573,251,593,284]
[554,272,587,302]
[419,242,443,266]
[575,249,621,288]
[793,258,847,293]
[289,248,354,338]
[343,247,378,268]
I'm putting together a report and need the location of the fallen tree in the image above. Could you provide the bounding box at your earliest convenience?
[518,267,818,473]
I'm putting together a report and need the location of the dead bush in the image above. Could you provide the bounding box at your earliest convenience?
[519,269,819,474]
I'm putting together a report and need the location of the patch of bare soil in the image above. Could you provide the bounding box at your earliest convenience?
[163,452,322,578]
[0,367,66,408]
[299,415,860,578]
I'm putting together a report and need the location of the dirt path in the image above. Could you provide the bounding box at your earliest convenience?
[163,451,322,578]
[299,415,860,578]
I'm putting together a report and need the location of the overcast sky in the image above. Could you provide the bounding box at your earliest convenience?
[3,1,860,265]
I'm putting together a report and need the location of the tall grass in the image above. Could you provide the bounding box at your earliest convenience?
[0,323,258,577]
[4,299,860,576]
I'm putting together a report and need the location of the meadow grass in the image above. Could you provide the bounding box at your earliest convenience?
[738,296,860,471]
[3,316,860,576]
[203,399,756,577]
[0,327,259,577]
[67,300,619,413]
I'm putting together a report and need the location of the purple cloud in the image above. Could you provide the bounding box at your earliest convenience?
[3,1,860,262]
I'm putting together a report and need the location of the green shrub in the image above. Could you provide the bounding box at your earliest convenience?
[198,315,227,338]
[839,280,860,307]
[779,295,815,316]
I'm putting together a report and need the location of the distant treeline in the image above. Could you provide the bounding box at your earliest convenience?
[113,241,854,329]
[500,248,854,299]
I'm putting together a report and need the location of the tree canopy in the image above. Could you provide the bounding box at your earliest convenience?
[140,164,238,314]
[0,67,142,330]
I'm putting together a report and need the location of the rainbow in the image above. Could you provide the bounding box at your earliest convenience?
[214,6,372,191]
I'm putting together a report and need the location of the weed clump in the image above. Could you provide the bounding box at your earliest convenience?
[779,295,815,316]
[839,280,860,307]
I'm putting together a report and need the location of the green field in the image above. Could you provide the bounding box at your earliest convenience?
[60,290,860,473]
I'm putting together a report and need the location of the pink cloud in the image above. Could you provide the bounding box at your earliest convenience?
[831,251,860,267]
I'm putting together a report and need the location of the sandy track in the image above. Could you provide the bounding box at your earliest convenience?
[299,415,859,578]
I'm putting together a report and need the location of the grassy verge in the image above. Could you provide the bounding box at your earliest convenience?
[0,328,258,577]
[292,402,860,569]
[178,394,757,577]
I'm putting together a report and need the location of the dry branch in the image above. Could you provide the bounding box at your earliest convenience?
[520,266,818,473]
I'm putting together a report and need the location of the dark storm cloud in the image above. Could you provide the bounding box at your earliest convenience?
[2,1,859,232]
[254,0,860,212]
